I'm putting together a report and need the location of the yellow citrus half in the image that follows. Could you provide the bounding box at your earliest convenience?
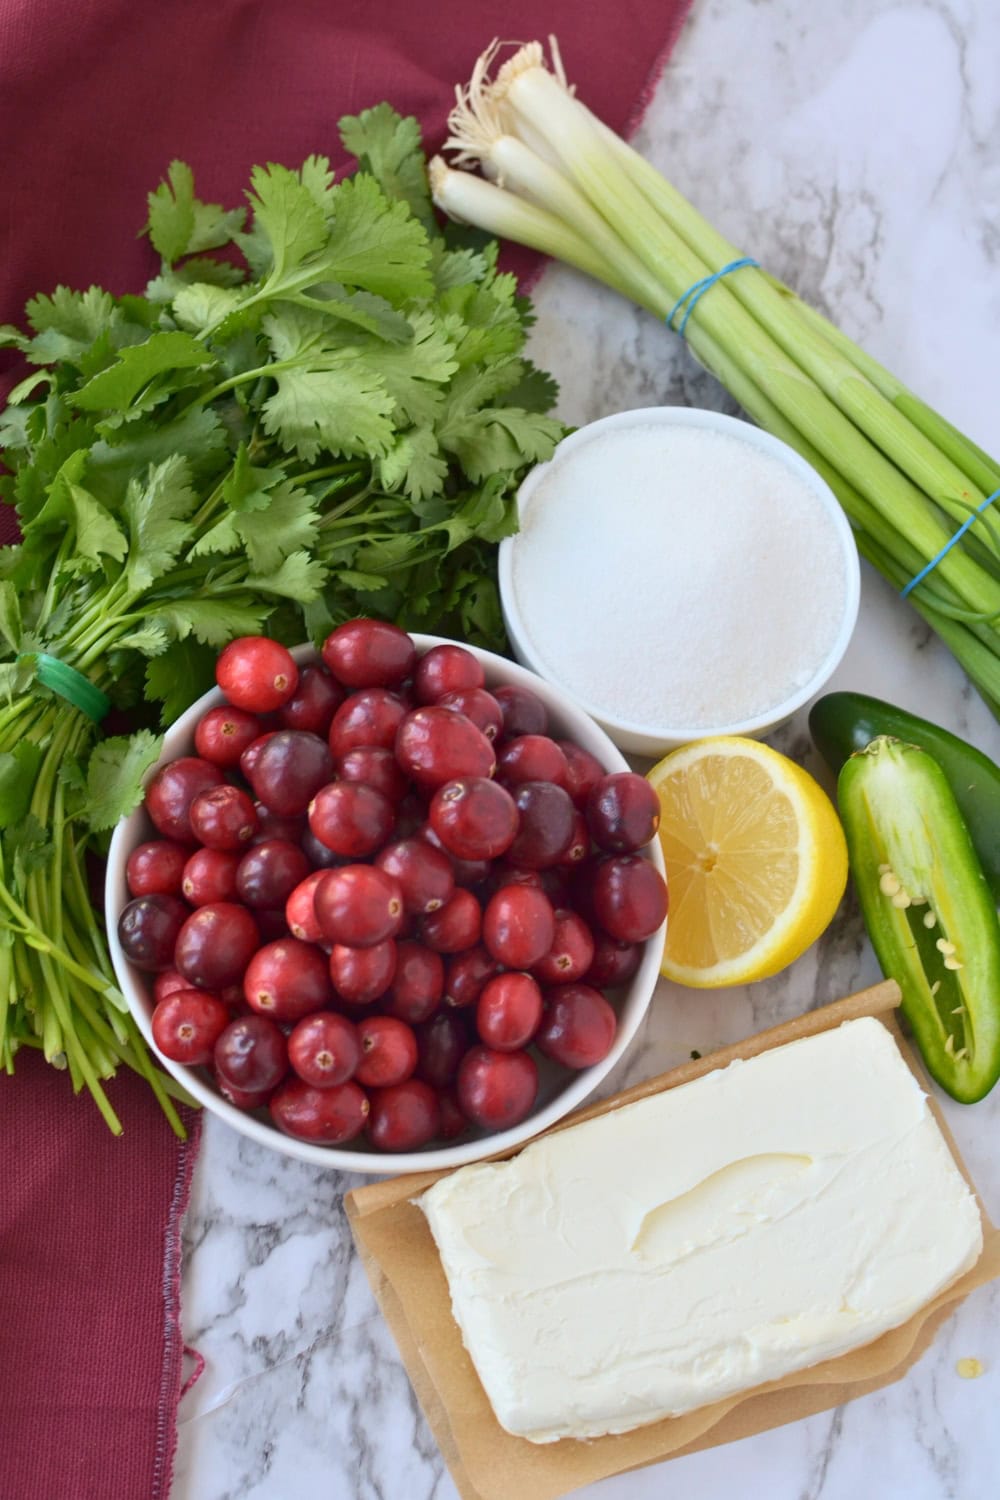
[647,736,848,987]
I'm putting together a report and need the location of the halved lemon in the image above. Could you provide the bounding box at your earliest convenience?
[647,736,848,988]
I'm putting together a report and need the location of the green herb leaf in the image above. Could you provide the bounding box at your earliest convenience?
[246,550,326,601]
[339,104,434,231]
[146,161,245,263]
[321,173,433,303]
[0,743,43,828]
[144,640,218,725]
[85,731,164,832]
[124,454,198,590]
[7,813,54,885]
[69,484,128,565]
[73,331,215,413]
[149,598,269,648]
[246,162,329,279]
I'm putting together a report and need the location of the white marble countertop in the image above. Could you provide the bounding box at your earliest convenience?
[172,2,1000,1496]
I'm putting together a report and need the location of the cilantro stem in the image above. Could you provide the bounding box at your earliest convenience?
[195,358,300,407]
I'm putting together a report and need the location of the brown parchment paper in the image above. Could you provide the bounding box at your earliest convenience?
[345,981,1000,1500]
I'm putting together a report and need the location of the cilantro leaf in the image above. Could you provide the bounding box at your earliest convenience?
[439,406,563,483]
[321,174,433,303]
[339,105,435,231]
[146,161,245,263]
[86,406,228,507]
[0,742,43,828]
[73,331,215,413]
[124,455,198,590]
[378,427,448,502]
[26,286,116,346]
[246,551,326,601]
[352,310,458,426]
[7,813,54,886]
[246,162,329,279]
[0,580,22,652]
[171,282,245,333]
[69,484,128,566]
[233,481,318,574]
[85,731,164,832]
[147,598,269,648]
[145,640,218,725]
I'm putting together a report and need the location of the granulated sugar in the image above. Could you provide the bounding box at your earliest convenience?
[510,421,848,730]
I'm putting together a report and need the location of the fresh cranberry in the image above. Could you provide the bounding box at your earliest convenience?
[584,935,643,989]
[145,757,224,843]
[355,1015,418,1088]
[557,740,606,808]
[215,1074,274,1112]
[322,619,416,688]
[482,885,556,969]
[181,848,241,907]
[587,772,661,853]
[476,973,543,1051]
[415,1011,471,1088]
[299,828,343,869]
[536,985,618,1068]
[329,938,398,1006]
[592,855,668,942]
[420,823,491,888]
[252,804,308,844]
[236,839,311,909]
[308,781,394,858]
[367,1079,441,1152]
[287,1011,360,1087]
[336,745,408,803]
[533,910,596,985]
[496,735,568,788]
[413,644,485,703]
[117,894,189,972]
[152,989,230,1066]
[507,781,576,869]
[285,871,329,943]
[328,689,407,758]
[277,663,345,735]
[239,732,278,782]
[255,908,290,942]
[557,811,591,868]
[174,903,260,989]
[437,687,503,742]
[313,865,404,947]
[437,1090,469,1140]
[194,705,263,768]
[246,730,336,817]
[216,637,299,712]
[126,840,188,898]
[243,938,330,1022]
[456,1046,538,1130]
[493,683,548,738]
[270,1077,370,1143]
[375,838,454,914]
[428,777,518,861]
[443,945,502,1009]
[214,1013,288,1093]
[384,941,444,1024]
[420,889,482,953]
[395,707,496,789]
[189,784,258,851]
[153,969,190,1004]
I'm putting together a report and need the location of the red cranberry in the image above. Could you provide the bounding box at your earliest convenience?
[395,707,496,789]
[182,848,241,907]
[592,855,668,942]
[174,902,260,989]
[438,687,503,742]
[428,777,518,861]
[239,732,277,782]
[438,1090,470,1140]
[496,735,568,788]
[329,938,398,1006]
[367,1078,440,1151]
[285,871,329,943]
[456,1047,538,1130]
[557,810,591,868]
[557,740,606,808]
[313,865,404,947]
[277,663,345,735]
[117,894,190,972]
[216,637,298,712]
[252,804,308,844]
[214,1013,288,1093]
[328,689,407,758]
[507,782,576,869]
[152,989,230,1066]
[375,837,455,915]
[587,772,661,853]
[321,619,416,688]
[236,839,311,909]
[189,784,258,851]
[287,1011,360,1087]
[126,840,188,898]
[443,945,501,1009]
[415,1011,472,1089]
[533,910,596,985]
[585,935,643,989]
[308,781,394,858]
[243,938,330,1022]
[482,885,556,969]
[476,973,543,1051]
[355,1015,418,1088]
[145,757,224,843]
[194,705,263,768]
[413,644,485,703]
[336,745,408,803]
[384,941,444,1024]
[420,888,482,953]
[493,683,548,738]
[216,1076,276,1112]
[153,969,190,1004]
[536,985,617,1068]
[246,730,336,818]
[270,1077,370,1143]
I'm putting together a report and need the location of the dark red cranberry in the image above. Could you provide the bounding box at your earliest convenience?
[536,985,618,1068]
[355,1015,418,1088]
[118,894,190,972]
[216,637,298,712]
[182,848,241,907]
[336,745,408,803]
[189,784,258,851]
[278,663,345,735]
[384,941,444,1024]
[328,689,407,758]
[493,683,549,738]
[252,804,308,845]
[321,619,416,688]
[413,643,485,703]
[586,772,661,853]
[214,1013,288,1093]
[174,902,260,989]
[557,740,607,808]
[437,687,503,742]
[443,945,502,1009]
[285,871,328,943]
[126,840,188,898]
[287,1011,360,1088]
[532,910,596,985]
[428,777,519,861]
[367,1078,440,1151]
[394,707,496,789]
[482,885,556,969]
[329,938,398,1006]
[592,855,668,942]
[308,781,394,858]
[270,1077,370,1143]
[145,757,224,843]
[415,1011,471,1089]
[246,730,336,818]
[437,1090,469,1140]
[194,705,263,769]
[235,839,311,909]
[507,781,576,869]
[375,838,455,914]
[243,938,331,1022]
[584,935,643,989]
[496,735,568,788]
[313,865,404,947]
[456,1046,538,1130]
[420,888,482,953]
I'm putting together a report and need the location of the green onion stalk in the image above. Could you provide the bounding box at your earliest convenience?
[430,39,1000,719]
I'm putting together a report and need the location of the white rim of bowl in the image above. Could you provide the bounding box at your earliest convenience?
[106,635,666,1174]
[498,406,861,741]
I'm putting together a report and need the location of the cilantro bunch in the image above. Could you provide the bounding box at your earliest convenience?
[0,105,564,1131]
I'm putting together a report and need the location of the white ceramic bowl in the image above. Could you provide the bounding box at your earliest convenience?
[106,635,666,1175]
[499,407,861,756]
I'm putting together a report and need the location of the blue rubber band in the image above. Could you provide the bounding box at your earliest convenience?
[901,488,1000,598]
[666,257,760,337]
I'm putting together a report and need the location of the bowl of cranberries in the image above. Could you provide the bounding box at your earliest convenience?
[106,624,667,1173]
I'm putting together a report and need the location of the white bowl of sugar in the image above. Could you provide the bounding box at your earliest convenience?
[498,407,860,756]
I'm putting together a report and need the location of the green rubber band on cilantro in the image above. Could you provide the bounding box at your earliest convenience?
[31,654,111,723]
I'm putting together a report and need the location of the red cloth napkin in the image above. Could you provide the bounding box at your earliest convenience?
[0,2,693,1495]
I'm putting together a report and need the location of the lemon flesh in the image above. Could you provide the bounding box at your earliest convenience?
[648,737,848,987]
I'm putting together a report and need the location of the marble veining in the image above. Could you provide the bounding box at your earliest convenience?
[171,2,1000,1495]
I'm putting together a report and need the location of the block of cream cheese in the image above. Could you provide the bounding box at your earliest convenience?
[419,1018,982,1443]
